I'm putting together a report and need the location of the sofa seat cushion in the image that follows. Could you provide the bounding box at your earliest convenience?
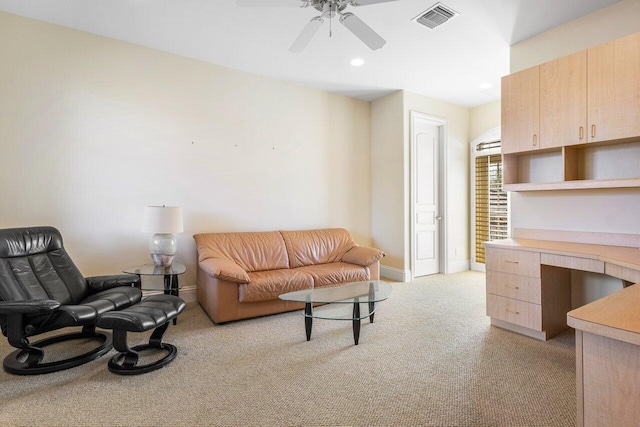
[295,262,369,288]
[240,269,313,303]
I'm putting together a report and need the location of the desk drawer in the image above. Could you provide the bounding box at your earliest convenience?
[486,247,541,278]
[541,253,604,274]
[487,294,542,331]
[605,263,640,284]
[486,270,541,304]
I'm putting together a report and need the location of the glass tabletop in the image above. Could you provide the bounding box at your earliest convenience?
[123,262,186,276]
[279,280,392,304]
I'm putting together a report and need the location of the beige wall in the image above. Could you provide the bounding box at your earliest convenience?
[371,91,405,270]
[511,0,640,72]
[371,90,470,276]
[0,12,373,290]
[469,101,501,142]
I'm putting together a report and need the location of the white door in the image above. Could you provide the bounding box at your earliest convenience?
[412,114,440,277]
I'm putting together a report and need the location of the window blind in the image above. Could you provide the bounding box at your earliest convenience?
[475,151,508,263]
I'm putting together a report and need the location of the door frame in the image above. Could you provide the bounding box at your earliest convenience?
[409,111,448,280]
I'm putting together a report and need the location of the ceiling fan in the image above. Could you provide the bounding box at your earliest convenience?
[236,0,399,52]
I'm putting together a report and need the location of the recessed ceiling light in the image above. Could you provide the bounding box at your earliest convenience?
[479,82,492,89]
[350,58,365,67]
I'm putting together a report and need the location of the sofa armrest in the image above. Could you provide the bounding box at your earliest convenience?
[199,258,250,284]
[86,274,141,292]
[0,299,61,315]
[342,246,385,267]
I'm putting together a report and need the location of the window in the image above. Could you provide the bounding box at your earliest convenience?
[471,133,508,268]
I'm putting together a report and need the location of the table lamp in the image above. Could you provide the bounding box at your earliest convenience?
[141,205,183,267]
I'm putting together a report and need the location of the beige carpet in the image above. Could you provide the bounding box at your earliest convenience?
[0,271,576,426]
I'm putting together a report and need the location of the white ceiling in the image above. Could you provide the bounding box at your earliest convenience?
[0,0,621,107]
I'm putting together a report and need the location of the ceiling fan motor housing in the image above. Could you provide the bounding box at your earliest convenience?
[314,0,347,14]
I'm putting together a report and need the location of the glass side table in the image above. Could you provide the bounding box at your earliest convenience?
[123,262,186,325]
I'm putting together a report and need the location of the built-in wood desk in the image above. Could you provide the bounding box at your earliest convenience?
[568,286,640,427]
[484,229,640,427]
[484,231,640,340]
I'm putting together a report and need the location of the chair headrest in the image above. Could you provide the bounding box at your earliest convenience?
[0,226,64,258]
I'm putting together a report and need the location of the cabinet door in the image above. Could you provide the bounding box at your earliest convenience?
[501,66,540,154]
[540,51,587,148]
[588,32,640,142]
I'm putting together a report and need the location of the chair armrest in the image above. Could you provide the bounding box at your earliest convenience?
[342,246,385,267]
[199,258,250,284]
[0,299,61,315]
[85,274,141,292]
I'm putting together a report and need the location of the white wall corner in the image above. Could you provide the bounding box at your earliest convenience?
[470,261,486,272]
[447,259,470,274]
[380,265,412,283]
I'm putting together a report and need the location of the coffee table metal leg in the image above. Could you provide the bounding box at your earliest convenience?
[353,302,361,345]
[368,282,375,323]
[305,302,312,341]
[165,274,179,325]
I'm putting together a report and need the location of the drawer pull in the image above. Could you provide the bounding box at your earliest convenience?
[505,309,520,315]
[504,260,519,264]
[504,285,520,289]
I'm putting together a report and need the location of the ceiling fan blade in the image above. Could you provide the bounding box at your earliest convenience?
[339,12,386,50]
[348,0,399,5]
[289,17,324,53]
[237,0,307,6]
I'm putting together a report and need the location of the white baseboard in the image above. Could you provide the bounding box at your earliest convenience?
[381,262,471,281]
[380,265,411,282]
[180,286,197,302]
[446,259,470,274]
[470,261,486,272]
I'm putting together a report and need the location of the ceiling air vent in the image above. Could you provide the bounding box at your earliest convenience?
[413,3,459,30]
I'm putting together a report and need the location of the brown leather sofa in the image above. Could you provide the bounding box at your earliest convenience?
[194,228,385,323]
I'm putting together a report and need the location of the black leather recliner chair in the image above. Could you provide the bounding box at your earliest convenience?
[0,226,143,375]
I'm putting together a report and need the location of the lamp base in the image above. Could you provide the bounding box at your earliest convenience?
[149,233,177,267]
[150,253,175,267]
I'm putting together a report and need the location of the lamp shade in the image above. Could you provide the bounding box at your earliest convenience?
[141,206,184,233]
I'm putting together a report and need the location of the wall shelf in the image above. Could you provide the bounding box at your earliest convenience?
[504,177,640,192]
[503,139,640,191]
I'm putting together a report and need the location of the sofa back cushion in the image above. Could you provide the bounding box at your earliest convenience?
[280,228,357,268]
[194,231,289,272]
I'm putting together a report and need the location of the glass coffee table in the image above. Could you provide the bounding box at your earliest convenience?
[279,280,392,345]
[123,263,186,325]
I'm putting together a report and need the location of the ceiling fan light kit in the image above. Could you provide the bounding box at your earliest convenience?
[237,0,398,52]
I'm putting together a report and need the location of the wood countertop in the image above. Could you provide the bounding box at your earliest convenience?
[568,284,640,346]
[484,238,640,271]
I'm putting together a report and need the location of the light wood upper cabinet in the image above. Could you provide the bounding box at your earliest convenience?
[501,31,640,192]
[540,51,587,148]
[587,32,640,143]
[501,66,540,154]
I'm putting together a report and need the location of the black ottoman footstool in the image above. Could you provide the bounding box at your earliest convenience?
[96,294,185,375]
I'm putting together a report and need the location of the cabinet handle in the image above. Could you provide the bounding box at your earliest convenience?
[579,126,584,140]
[504,260,519,264]
[504,285,520,289]
[532,134,538,147]
[591,124,596,139]
[506,309,520,315]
